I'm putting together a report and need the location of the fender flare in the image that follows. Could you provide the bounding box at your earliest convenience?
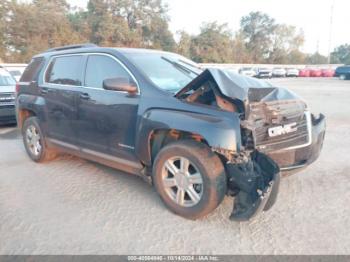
[16,94,47,128]
[136,109,242,165]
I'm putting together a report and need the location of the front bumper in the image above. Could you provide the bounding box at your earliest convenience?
[226,151,280,221]
[267,113,326,176]
[0,106,16,124]
[225,113,325,221]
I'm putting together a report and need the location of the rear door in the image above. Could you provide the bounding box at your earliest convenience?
[76,54,140,163]
[41,55,85,147]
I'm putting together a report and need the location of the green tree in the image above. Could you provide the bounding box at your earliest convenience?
[85,0,175,50]
[5,0,85,62]
[0,1,10,61]
[240,11,277,63]
[232,31,251,63]
[287,49,306,64]
[176,30,192,58]
[190,22,233,63]
[268,25,305,64]
[86,0,135,46]
[331,44,350,64]
[305,52,328,64]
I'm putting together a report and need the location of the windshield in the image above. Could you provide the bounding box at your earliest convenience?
[10,70,22,76]
[0,70,16,86]
[125,52,202,93]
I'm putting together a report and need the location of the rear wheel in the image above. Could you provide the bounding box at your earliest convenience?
[22,116,57,162]
[152,140,227,219]
[339,74,346,80]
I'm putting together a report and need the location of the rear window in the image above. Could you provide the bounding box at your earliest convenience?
[45,55,84,86]
[20,57,45,82]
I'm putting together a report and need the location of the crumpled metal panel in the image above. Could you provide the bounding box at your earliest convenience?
[176,68,303,104]
[227,151,280,221]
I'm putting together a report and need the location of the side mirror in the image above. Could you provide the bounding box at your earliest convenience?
[103,77,138,94]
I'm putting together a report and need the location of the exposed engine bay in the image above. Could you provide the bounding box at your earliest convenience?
[184,81,238,113]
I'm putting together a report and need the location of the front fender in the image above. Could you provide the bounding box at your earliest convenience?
[136,109,242,165]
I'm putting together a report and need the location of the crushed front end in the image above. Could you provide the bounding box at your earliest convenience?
[176,68,326,221]
[242,98,326,176]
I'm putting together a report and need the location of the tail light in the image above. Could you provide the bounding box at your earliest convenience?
[15,82,20,94]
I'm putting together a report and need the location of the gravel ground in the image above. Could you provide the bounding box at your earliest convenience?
[0,78,349,255]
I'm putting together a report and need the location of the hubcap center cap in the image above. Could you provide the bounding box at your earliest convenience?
[175,173,189,189]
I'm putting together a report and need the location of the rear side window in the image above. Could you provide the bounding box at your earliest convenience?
[20,57,44,82]
[85,55,131,89]
[45,55,84,86]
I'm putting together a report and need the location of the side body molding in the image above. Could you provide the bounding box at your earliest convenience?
[136,109,242,165]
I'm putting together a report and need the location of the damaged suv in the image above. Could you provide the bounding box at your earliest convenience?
[16,44,326,221]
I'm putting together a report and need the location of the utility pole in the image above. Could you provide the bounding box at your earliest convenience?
[328,0,335,64]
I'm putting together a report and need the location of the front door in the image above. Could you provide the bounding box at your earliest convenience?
[76,54,140,163]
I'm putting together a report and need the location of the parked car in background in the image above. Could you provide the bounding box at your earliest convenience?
[239,67,257,77]
[0,68,17,124]
[0,64,27,82]
[8,69,22,81]
[272,67,286,77]
[310,69,322,77]
[335,65,350,80]
[321,69,335,77]
[299,69,311,77]
[286,68,299,77]
[255,68,272,79]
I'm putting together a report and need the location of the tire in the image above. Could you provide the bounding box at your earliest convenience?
[339,74,346,80]
[152,140,227,220]
[22,116,57,162]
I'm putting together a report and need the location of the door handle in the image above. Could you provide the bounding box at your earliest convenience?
[79,93,90,100]
[40,87,50,95]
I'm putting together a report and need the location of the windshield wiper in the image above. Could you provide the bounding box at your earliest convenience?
[178,59,202,71]
[161,56,200,77]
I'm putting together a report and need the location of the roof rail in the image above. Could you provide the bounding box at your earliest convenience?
[45,43,98,53]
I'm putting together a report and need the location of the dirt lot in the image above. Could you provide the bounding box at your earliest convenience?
[0,78,349,255]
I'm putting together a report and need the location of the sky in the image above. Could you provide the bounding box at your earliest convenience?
[68,0,349,56]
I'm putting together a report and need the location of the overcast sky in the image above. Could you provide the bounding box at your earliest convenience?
[68,0,349,56]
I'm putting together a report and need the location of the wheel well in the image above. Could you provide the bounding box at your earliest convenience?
[17,109,36,129]
[150,129,209,163]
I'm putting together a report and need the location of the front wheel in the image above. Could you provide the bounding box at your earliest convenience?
[339,74,347,80]
[152,140,227,220]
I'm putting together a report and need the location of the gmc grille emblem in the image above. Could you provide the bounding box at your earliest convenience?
[268,122,298,137]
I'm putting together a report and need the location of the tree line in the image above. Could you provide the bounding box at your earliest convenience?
[0,0,349,64]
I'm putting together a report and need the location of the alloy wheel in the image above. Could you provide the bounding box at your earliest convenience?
[161,156,203,207]
[25,125,42,156]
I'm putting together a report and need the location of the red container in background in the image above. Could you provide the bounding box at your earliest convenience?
[321,69,335,77]
[310,69,322,77]
[299,69,311,77]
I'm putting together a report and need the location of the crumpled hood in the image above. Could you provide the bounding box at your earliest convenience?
[176,68,302,104]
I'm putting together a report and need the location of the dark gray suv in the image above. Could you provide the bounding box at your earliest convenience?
[16,44,326,221]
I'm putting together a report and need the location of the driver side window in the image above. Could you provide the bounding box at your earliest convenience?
[85,55,132,89]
